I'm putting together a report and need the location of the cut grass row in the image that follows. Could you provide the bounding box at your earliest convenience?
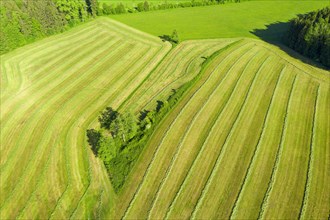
[0,18,170,219]
[148,47,264,220]
[109,39,247,218]
[121,40,263,219]
[1,16,329,219]
[121,39,236,112]
[112,39,329,219]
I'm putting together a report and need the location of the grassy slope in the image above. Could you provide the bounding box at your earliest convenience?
[115,38,329,220]
[0,18,171,219]
[111,1,329,41]
[1,1,329,218]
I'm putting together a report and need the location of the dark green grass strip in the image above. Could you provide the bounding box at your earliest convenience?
[67,45,158,219]
[50,41,165,219]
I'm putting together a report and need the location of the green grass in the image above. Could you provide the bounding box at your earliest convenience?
[0,18,171,219]
[111,1,329,41]
[113,38,329,220]
[1,4,329,218]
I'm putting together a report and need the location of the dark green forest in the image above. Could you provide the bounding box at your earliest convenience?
[0,0,98,55]
[286,7,330,67]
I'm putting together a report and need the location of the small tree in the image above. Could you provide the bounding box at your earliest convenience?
[98,107,118,130]
[171,29,179,44]
[86,129,102,155]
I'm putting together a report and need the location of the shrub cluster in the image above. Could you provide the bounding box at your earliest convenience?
[87,86,188,192]
[286,7,330,67]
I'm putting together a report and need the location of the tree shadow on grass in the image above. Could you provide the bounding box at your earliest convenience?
[251,21,329,71]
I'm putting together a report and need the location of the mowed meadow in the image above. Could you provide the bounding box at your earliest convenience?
[1,1,330,219]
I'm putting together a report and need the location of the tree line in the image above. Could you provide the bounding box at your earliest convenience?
[0,0,98,55]
[98,0,239,15]
[286,7,330,68]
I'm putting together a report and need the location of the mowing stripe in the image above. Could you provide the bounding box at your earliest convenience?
[120,41,249,219]
[0,43,139,217]
[228,65,286,219]
[259,76,318,218]
[298,84,320,219]
[0,38,127,194]
[146,46,259,220]
[164,50,262,220]
[191,55,271,219]
[257,75,298,219]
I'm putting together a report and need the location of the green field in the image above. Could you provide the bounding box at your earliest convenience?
[112,1,329,41]
[1,1,329,219]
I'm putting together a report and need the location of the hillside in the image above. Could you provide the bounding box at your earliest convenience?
[112,38,329,219]
[1,16,329,219]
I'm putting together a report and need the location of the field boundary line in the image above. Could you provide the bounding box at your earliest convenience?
[257,75,298,219]
[190,55,271,219]
[298,84,320,219]
[229,64,286,219]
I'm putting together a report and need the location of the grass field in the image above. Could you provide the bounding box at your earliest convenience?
[110,38,329,219]
[1,2,329,219]
[111,1,329,41]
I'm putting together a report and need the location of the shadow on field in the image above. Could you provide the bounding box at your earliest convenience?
[251,21,329,71]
